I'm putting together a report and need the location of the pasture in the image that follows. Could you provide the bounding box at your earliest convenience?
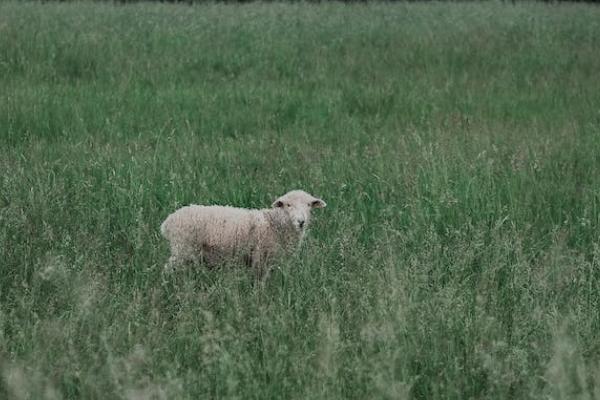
[1,2,600,399]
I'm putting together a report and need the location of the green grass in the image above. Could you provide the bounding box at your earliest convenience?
[1,1,600,399]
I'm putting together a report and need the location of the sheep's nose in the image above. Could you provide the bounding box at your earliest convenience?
[298,220,305,228]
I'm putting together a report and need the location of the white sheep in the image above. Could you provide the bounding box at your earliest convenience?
[160,190,326,278]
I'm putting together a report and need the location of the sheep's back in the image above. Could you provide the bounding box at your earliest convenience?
[162,205,264,249]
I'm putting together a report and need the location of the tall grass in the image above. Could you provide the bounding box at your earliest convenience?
[1,2,600,399]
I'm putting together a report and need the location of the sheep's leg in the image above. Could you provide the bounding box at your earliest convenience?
[251,247,271,283]
[251,249,263,281]
[163,243,198,273]
[255,265,270,283]
[163,255,179,273]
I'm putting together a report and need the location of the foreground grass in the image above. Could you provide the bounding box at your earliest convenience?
[1,2,600,399]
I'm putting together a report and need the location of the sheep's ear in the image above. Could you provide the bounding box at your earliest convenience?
[272,200,284,208]
[311,199,326,208]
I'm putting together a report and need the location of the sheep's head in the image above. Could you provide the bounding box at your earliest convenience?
[272,190,326,232]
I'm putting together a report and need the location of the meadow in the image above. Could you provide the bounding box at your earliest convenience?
[1,1,600,399]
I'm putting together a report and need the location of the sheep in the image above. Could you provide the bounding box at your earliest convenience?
[160,190,326,279]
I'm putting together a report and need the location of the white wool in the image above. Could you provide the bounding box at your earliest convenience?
[160,190,326,279]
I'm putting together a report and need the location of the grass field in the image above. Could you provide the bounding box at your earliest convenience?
[2,1,600,399]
